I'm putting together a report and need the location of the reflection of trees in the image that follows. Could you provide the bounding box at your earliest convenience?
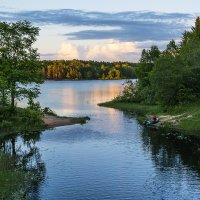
[0,131,45,199]
[141,128,200,172]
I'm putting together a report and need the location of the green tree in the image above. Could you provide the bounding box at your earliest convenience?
[134,45,161,104]
[117,17,200,107]
[108,68,121,79]
[0,21,43,110]
[165,40,179,57]
[43,60,136,80]
[150,17,200,106]
[151,54,183,106]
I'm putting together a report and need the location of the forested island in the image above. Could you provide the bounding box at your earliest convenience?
[100,17,200,133]
[42,60,137,80]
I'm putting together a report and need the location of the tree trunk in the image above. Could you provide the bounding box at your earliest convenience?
[2,89,6,106]
[10,81,16,110]
[11,137,16,156]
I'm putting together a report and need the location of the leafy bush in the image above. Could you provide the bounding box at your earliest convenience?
[114,80,137,102]
[27,100,41,111]
[42,107,57,116]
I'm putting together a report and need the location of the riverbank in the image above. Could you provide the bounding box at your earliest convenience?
[0,106,90,135]
[99,101,200,134]
[43,114,90,128]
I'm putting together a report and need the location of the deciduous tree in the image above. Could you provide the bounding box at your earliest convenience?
[0,21,43,110]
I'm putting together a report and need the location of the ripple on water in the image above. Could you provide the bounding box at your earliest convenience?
[11,80,200,200]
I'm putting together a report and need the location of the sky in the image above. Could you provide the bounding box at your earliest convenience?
[0,0,199,62]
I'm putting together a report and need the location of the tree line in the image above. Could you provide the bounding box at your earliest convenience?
[2,17,199,111]
[42,60,137,80]
[118,17,200,107]
[0,20,136,114]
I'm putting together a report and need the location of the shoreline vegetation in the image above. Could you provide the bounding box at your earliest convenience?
[1,18,200,135]
[98,17,200,136]
[0,21,90,136]
[0,106,90,135]
[99,100,200,134]
[41,107,90,128]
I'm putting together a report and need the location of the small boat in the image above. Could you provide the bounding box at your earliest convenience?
[143,118,160,128]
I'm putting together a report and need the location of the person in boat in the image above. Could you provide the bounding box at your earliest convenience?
[152,114,157,124]
[150,114,159,124]
[143,114,160,126]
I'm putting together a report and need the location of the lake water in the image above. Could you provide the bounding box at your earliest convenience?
[2,80,200,199]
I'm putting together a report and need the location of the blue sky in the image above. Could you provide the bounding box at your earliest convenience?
[0,0,199,62]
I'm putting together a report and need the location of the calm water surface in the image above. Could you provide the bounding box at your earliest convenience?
[2,80,200,199]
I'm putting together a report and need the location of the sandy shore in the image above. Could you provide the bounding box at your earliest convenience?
[159,114,192,125]
[43,114,79,128]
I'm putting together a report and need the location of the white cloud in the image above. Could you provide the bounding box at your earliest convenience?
[85,40,139,61]
[57,42,79,60]
[55,40,140,62]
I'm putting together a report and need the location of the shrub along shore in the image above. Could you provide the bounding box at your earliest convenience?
[99,100,200,135]
[0,106,89,135]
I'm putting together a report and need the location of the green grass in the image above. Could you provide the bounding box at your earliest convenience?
[177,104,200,132]
[58,116,90,125]
[99,101,162,124]
[162,101,200,132]
[99,101,161,115]
[99,100,200,134]
[69,116,90,124]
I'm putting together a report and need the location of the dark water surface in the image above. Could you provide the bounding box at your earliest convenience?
[2,80,200,200]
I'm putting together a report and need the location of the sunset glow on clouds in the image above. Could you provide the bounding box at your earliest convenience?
[57,42,79,60]
[56,40,139,61]
[85,40,138,61]
[0,0,199,62]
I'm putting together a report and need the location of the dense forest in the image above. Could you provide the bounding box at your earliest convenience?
[117,17,200,107]
[42,60,137,80]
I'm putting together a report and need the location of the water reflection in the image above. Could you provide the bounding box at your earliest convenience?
[39,81,200,199]
[141,128,200,199]
[141,128,200,171]
[0,131,45,199]
[38,80,123,116]
[4,80,200,199]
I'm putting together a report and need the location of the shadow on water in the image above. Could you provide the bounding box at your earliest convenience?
[128,106,200,173]
[140,125,200,198]
[0,130,46,199]
[141,127,200,170]
[128,113,200,168]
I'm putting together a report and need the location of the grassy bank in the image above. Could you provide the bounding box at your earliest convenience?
[0,107,45,134]
[99,101,161,115]
[0,106,90,135]
[99,101,200,134]
[66,116,90,124]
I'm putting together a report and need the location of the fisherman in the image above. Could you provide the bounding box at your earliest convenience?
[152,114,157,123]
[143,114,159,126]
